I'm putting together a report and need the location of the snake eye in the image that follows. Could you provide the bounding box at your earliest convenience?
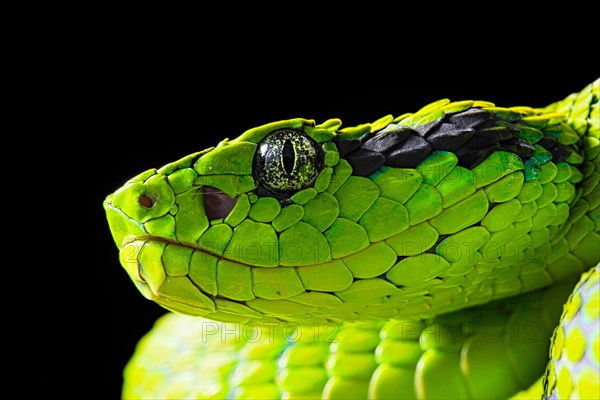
[138,195,154,209]
[254,129,323,196]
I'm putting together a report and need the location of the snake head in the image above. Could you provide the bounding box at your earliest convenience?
[105,98,585,323]
[104,118,355,322]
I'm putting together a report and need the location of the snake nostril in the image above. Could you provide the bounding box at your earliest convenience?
[139,195,154,209]
[202,186,236,220]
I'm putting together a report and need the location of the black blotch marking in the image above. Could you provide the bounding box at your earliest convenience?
[447,108,491,129]
[464,134,502,150]
[498,138,535,158]
[361,124,412,152]
[384,134,432,168]
[475,125,518,141]
[427,124,476,151]
[455,145,498,169]
[453,135,499,168]
[346,149,386,176]
[332,107,573,180]
[549,143,572,163]
[334,108,497,174]
[538,135,557,149]
[332,138,362,157]
[414,119,443,136]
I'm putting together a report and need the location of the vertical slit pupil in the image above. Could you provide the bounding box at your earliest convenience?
[282,140,295,175]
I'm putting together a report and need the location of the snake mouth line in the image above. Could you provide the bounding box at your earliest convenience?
[120,234,296,318]
[122,233,283,288]
[125,235,256,267]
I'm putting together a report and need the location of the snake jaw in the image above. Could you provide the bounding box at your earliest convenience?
[117,237,219,314]
[104,196,168,301]
[119,240,162,296]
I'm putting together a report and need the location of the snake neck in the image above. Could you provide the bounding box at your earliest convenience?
[541,79,600,284]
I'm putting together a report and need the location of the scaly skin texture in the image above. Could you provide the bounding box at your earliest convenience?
[106,80,599,399]
[544,264,599,399]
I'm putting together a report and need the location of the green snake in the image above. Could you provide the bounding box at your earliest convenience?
[105,80,599,399]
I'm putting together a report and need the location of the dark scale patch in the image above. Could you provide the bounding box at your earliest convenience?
[475,124,519,141]
[471,118,499,131]
[454,145,499,169]
[361,125,412,152]
[459,135,498,150]
[549,143,572,163]
[346,149,386,176]
[537,136,571,162]
[427,124,476,151]
[498,138,535,158]
[447,108,491,129]
[332,138,362,157]
[331,107,571,177]
[538,135,557,149]
[385,134,432,168]
[413,119,443,136]
[454,136,499,169]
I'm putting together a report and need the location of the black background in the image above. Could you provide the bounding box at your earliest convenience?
[99,67,598,398]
